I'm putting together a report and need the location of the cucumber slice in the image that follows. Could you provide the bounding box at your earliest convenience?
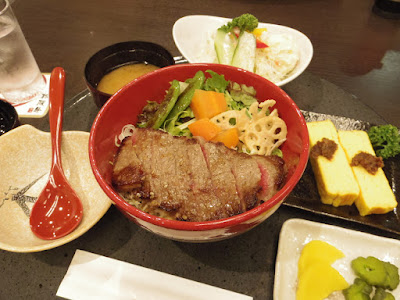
[231,31,256,72]
[214,29,236,65]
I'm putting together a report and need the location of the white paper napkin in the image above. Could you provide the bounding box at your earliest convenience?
[57,250,253,300]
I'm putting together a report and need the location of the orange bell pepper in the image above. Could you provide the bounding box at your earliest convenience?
[188,118,222,141]
[211,128,239,148]
[190,89,227,120]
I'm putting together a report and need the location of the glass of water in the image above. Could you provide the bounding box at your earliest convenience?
[0,0,46,104]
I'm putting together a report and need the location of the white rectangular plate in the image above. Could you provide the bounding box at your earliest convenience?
[274,219,400,299]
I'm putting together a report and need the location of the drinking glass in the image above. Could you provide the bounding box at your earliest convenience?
[0,0,45,104]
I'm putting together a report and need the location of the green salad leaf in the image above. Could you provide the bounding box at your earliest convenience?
[203,70,229,93]
[226,82,258,110]
[136,101,160,128]
[271,148,283,158]
[164,108,194,137]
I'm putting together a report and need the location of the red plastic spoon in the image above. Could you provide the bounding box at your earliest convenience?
[30,67,83,240]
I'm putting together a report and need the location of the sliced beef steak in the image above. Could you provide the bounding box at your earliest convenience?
[184,140,226,221]
[112,129,152,197]
[112,128,286,222]
[199,140,243,217]
[253,155,286,204]
[222,148,261,211]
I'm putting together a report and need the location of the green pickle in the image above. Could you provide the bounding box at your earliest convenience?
[383,261,399,290]
[343,278,372,300]
[352,257,389,287]
[346,256,399,300]
[372,288,395,300]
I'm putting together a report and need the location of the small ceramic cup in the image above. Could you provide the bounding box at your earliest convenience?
[0,98,20,136]
[84,41,175,108]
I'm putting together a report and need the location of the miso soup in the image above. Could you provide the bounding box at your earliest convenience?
[97,63,159,94]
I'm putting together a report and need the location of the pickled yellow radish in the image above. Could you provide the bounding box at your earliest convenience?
[298,240,345,276]
[296,263,349,300]
[296,240,349,300]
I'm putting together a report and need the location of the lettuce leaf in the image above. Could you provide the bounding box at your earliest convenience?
[225,82,258,111]
[203,70,229,93]
[164,108,194,137]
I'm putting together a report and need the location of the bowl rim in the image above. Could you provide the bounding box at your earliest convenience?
[89,63,309,231]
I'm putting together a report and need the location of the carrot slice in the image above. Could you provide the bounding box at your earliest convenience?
[211,128,239,148]
[188,118,222,141]
[190,89,227,119]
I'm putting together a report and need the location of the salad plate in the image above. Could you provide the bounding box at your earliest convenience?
[172,15,313,86]
[274,218,400,300]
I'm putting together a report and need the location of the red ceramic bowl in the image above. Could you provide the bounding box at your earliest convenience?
[89,63,309,242]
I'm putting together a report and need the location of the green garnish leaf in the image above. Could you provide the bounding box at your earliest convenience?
[219,13,258,33]
[368,124,400,159]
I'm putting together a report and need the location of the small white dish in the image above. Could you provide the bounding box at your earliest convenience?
[172,15,313,86]
[0,125,112,252]
[274,219,400,299]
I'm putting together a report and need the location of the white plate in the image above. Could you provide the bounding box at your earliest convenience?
[274,219,400,299]
[172,15,313,86]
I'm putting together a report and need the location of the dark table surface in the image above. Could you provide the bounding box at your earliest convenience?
[3,0,400,299]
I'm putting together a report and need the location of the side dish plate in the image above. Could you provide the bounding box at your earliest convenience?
[274,218,400,300]
[172,15,313,87]
[285,111,400,234]
[0,125,112,252]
